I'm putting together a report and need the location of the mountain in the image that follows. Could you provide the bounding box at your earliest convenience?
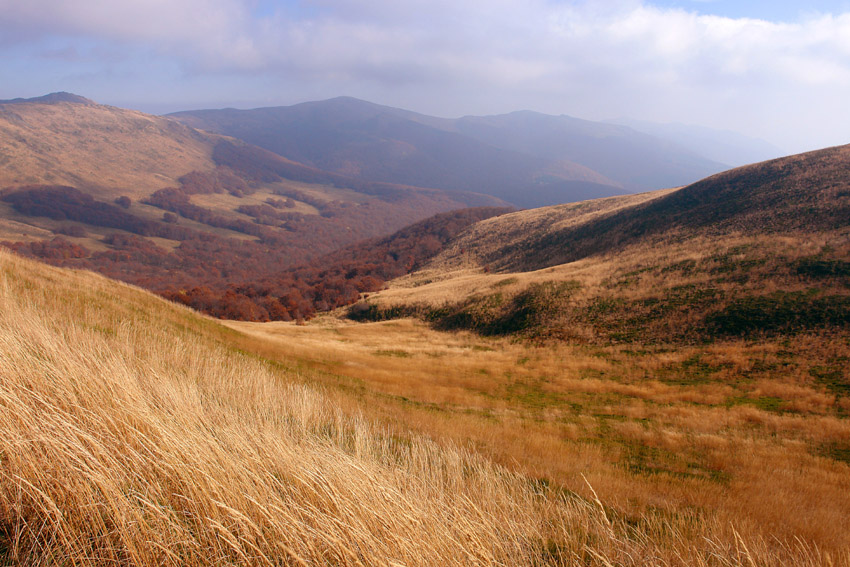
[0,91,96,105]
[607,117,785,167]
[451,110,727,190]
[347,144,850,343]
[170,98,728,208]
[0,93,506,297]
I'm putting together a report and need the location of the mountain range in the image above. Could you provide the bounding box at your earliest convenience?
[170,97,748,208]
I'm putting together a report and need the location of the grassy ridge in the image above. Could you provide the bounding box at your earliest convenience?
[425,144,850,274]
[350,235,850,344]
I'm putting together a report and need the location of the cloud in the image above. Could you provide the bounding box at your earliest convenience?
[2,0,850,151]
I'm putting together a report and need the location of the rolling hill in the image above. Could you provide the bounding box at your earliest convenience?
[346,144,850,343]
[0,248,577,566]
[169,97,728,208]
[3,212,846,567]
[3,98,849,565]
[0,93,505,301]
[424,144,850,273]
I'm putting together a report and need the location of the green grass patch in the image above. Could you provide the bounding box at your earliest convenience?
[492,277,518,288]
[706,291,850,337]
[815,442,850,465]
[373,349,411,358]
[658,354,729,386]
[809,364,850,397]
[725,395,786,413]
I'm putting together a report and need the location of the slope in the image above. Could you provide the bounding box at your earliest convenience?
[0,93,505,298]
[430,143,850,273]
[8,230,849,566]
[0,93,214,198]
[0,248,572,566]
[348,144,850,344]
[222,143,850,559]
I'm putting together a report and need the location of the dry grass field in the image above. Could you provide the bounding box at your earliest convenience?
[2,143,849,565]
[2,247,845,565]
[225,203,850,562]
[229,309,850,558]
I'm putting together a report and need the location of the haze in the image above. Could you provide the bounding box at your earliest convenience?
[2,0,850,154]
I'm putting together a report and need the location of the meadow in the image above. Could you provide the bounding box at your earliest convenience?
[3,245,846,565]
[228,226,850,561]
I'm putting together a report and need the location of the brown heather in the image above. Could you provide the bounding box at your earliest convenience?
[2,244,845,565]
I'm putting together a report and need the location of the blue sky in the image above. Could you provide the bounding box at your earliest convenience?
[651,0,850,20]
[1,0,850,153]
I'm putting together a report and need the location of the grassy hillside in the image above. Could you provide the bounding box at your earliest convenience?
[216,145,850,563]
[0,249,563,566]
[0,96,214,198]
[350,145,850,344]
[0,94,504,312]
[428,144,850,273]
[2,249,843,565]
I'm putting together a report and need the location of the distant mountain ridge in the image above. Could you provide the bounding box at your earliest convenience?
[606,117,785,167]
[170,97,731,208]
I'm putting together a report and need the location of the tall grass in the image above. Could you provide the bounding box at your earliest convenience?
[0,249,845,565]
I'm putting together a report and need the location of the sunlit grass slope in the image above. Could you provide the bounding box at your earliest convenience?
[1,250,844,565]
[0,249,570,566]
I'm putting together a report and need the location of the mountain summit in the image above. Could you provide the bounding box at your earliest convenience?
[0,92,95,105]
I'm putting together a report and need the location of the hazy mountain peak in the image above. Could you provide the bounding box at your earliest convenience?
[0,92,95,106]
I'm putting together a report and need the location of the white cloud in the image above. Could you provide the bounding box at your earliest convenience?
[2,0,850,151]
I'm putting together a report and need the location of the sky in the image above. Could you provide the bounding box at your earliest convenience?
[1,0,850,154]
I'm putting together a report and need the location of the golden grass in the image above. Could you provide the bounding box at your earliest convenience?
[229,315,850,553]
[220,220,850,563]
[0,102,214,198]
[3,251,845,565]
